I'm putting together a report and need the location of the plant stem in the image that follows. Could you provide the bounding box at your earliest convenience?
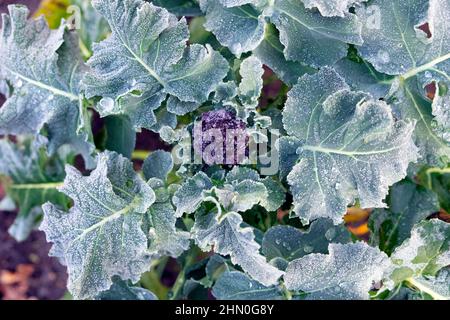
[169,248,198,300]
[132,150,151,161]
[406,277,448,300]
[425,167,450,189]
[10,182,64,190]
[402,53,450,80]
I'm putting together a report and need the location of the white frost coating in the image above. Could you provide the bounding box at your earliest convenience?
[40,152,156,299]
[385,219,450,289]
[218,0,261,7]
[282,68,418,224]
[172,172,213,217]
[238,56,264,108]
[432,83,450,144]
[200,0,266,55]
[0,5,94,167]
[357,0,450,77]
[147,202,191,258]
[390,78,450,166]
[193,211,284,286]
[84,0,229,130]
[272,0,363,68]
[284,242,390,299]
[215,180,268,212]
[301,0,368,17]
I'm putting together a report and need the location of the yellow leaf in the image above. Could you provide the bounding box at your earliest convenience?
[34,0,70,29]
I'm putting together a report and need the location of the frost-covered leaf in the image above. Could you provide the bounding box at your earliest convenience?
[143,150,174,181]
[83,0,228,130]
[166,96,201,116]
[71,0,110,53]
[259,177,285,211]
[389,78,450,166]
[277,136,303,179]
[218,0,262,7]
[283,68,418,224]
[0,5,95,166]
[172,172,213,216]
[370,180,439,255]
[357,0,450,78]
[147,202,190,257]
[225,166,261,183]
[221,167,284,212]
[238,56,264,107]
[385,219,450,289]
[40,151,156,299]
[272,0,363,68]
[356,0,450,163]
[262,219,352,262]
[356,0,429,75]
[95,277,157,300]
[409,268,450,300]
[334,58,394,99]
[200,0,265,55]
[212,271,284,300]
[284,242,390,299]
[151,0,202,16]
[253,24,315,86]
[301,0,368,17]
[104,115,136,159]
[432,85,450,144]
[216,180,268,212]
[193,210,284,286]
[0,139,68,242]
[205,255,230,286]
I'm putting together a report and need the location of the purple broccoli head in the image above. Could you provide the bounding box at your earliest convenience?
[193,110,249,165]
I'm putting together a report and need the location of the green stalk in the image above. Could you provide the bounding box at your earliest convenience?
[169,248,199,300]
[406,278,448,300]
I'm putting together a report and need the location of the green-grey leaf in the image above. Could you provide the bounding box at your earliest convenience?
[356,0,450,77]
[0,139,68,242]
[147,202,190,257]
[218,0,261,7]
[389,78,450,166]
[301,0,368,17]
[385,219,450,289]
[193,210,284,286]
[283,68,418,224]
[432,85,450,144]
[200,0,265,55]
[40,151,155,299]
[212,271,284,300]
[334,58,394,99]
[262,219,352,262]
[284,242,390,299]
[143,150,174,181]
[84,0,228,130]
[254,24,315,86]
[166,95,201,116]
[409,268,450,300]
[173,172,213,216]
[260,177,285,211]
[216,180,268,212]
[225,166,261,183]
[72,0,110,53]
[0,6,95,167]
[95,277,157,300]
[105,115,136,159]
[238,56,264,107]
[151,0,202,16]
[277,136,302,179]
[369,180,439,255]
[272,0,363,68]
